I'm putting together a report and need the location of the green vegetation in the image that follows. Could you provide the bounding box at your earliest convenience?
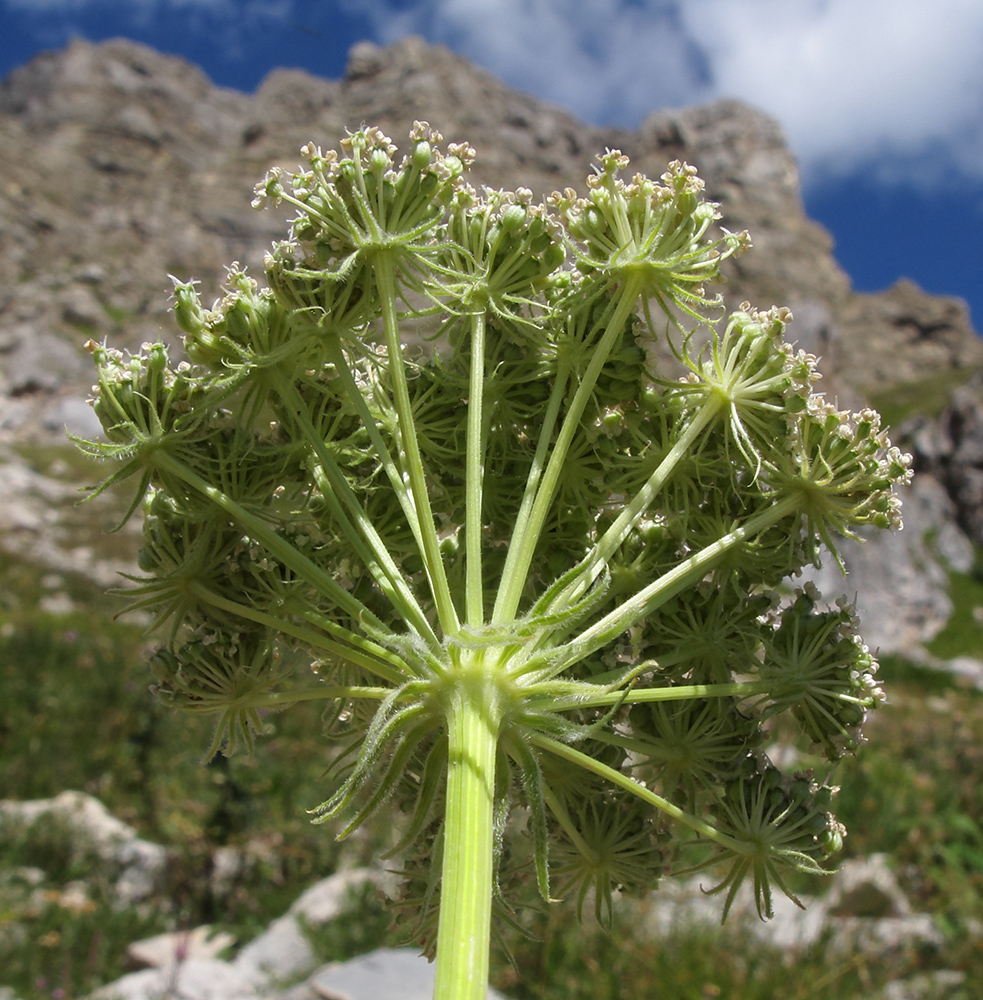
[3,560,983,998]
[926,566,983,661]
[0,559,373,997]
[867,366,979,430]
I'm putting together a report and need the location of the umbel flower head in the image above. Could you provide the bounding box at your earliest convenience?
[79,123,910,998]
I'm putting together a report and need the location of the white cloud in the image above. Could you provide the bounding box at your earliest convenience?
[680,0,983,185]
[353,0,714,125]
[350,0,983,187]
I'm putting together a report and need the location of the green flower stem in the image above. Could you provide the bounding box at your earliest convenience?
[465,309,487,628]
[296,607,421,677]
[534,679,773,714]
[153,451,389,637]
[558,394,725,609]
[229,685,392,710]
[188,583,408,684]
[349,143,387,241]
[531,734,749,855]
[269,369,438,648]
[375,252,461,635]
[489,356,571,624]
[323,335,429,558]
[433,667,502,1000]
[493,275,646,623]
[551,494,803,674]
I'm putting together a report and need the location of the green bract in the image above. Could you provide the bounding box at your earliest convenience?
[80,123,910,1000]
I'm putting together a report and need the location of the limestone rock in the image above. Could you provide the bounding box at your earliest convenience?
[308,948,508,1000]
[231,911,318,988]
[827,854,912,918]
[127,926,236,969]
[907,371,983,548]
[232,869,395,988]
[0,444,138,587]
[878,970,967,1000]
[837,279,983,397]
[88,959,258,1000]
[807,475,972,655]
[0,790,167,904]
[642,852,943,958]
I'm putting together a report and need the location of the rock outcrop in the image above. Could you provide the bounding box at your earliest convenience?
[0,34,980,659]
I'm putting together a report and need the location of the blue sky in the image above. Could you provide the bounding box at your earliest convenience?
[1,0,981,334]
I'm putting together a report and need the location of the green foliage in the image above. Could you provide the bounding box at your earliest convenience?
[4,586,983,997]
[925,564,983,661]
[300,880,402,963]
[0,599,377,999]
[498,916,871,1000]
[867,366,979,429]
[75,122,911,995]
[834,678,983,918]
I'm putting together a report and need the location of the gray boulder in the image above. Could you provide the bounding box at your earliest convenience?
[307,948,508,1000]
[0,790,166,904]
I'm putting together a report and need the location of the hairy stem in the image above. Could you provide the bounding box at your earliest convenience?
[529,678,773,713]
[433,667,501,1000]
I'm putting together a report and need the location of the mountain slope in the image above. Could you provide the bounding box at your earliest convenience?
[0,35,979,661]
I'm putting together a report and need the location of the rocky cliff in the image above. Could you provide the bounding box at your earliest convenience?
[1,35,980,664]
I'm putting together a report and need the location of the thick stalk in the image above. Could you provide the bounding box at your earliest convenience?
[433,669,501,1000]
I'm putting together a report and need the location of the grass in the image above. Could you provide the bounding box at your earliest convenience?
[925,566,983,661]
[866,367,979,430]
[0,572,386,997]
[298,871,966,1000]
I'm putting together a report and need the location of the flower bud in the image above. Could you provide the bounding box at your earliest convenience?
[412,140,432,170]
[170,278,205,336]
[368,147,390,174]
[500,203,527,233]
